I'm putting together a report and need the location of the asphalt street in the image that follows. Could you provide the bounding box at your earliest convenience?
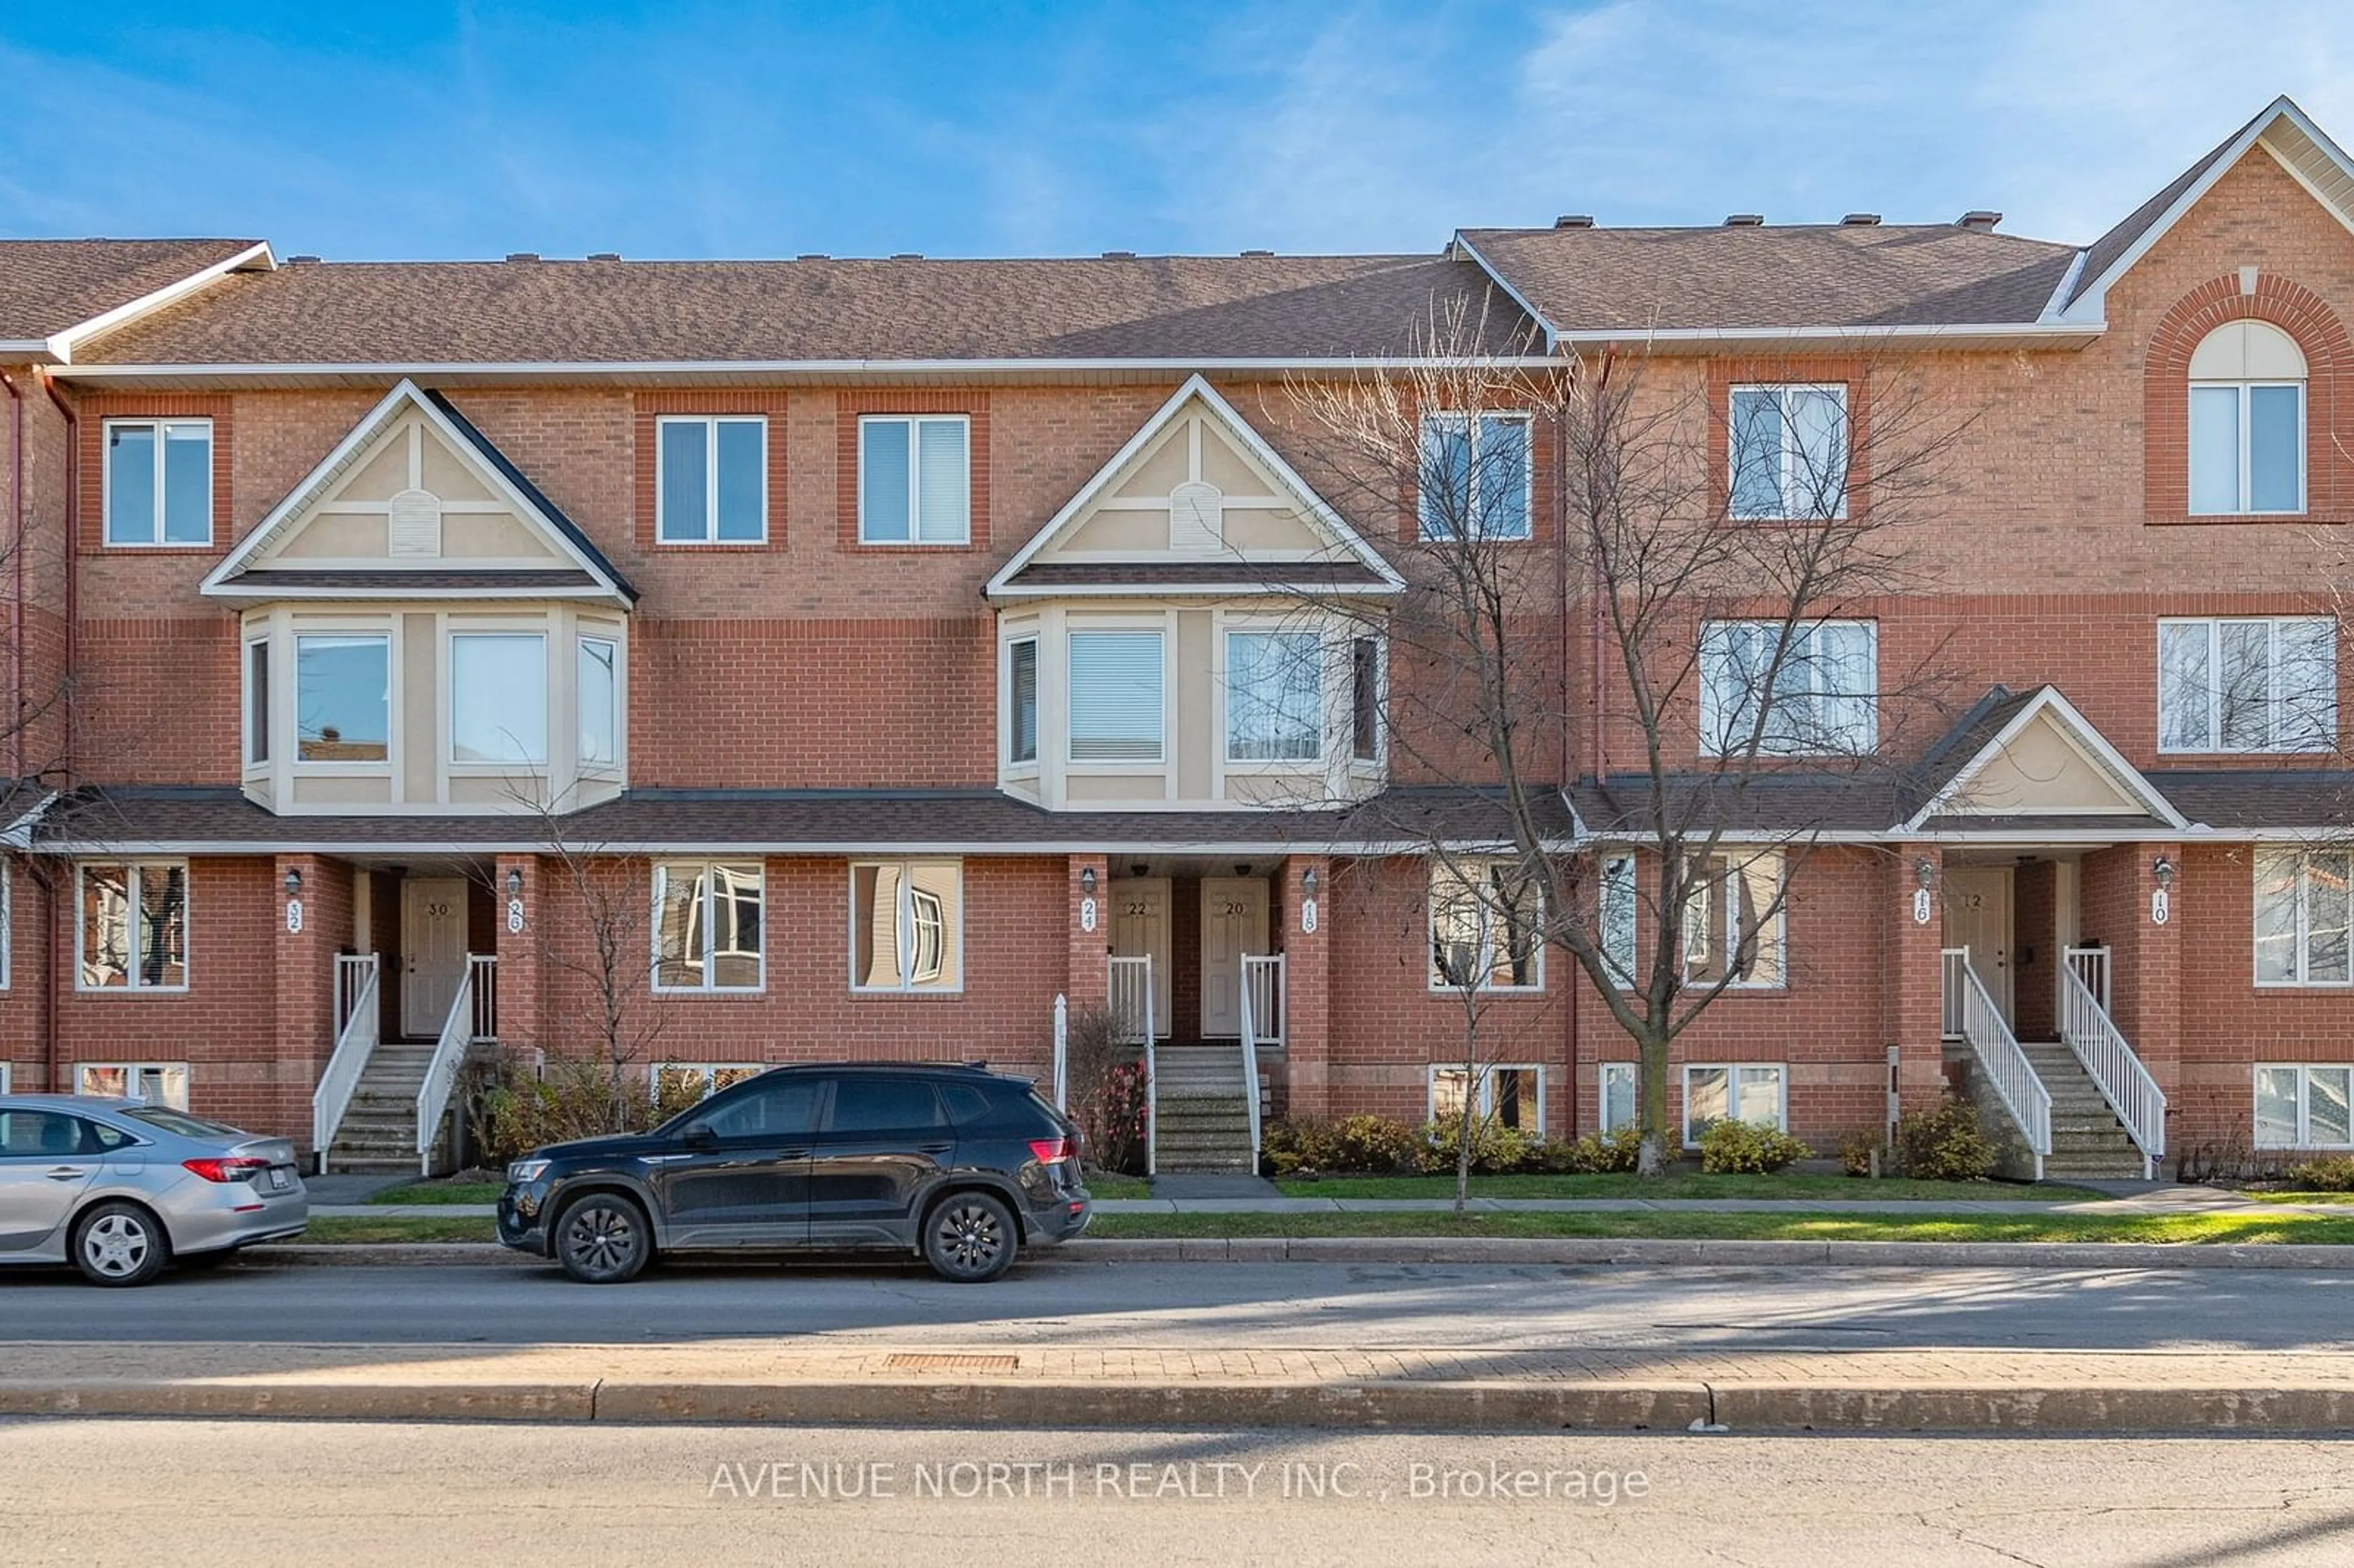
[5,1418,2351,1567]
[2,1257,2350,1352]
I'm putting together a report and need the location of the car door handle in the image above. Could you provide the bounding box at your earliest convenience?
[917,1142,953,1155]
[779,1149,810,1160]
[46,1167,92,1181]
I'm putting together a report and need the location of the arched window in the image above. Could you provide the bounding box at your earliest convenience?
[2189,319,2307,514]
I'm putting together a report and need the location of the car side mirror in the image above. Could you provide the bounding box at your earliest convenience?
[680,1122,717,1151]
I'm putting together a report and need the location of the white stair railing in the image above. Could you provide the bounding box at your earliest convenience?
[1940,946,1969,1040]
[1237,960,1263,1168]
[415,954,482,1176]
[1243,953,1285,1050]
[468,954,499,1043]
[1954,952,2051,1180]
[1051,992,1068,1112]
[2060,950,2165,1179]
[313,954,381,1170]
[1108,954,1156,1176]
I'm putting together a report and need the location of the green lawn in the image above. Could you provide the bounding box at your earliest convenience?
[1271,1172,2101,1202]
[277,1215,498,1244]
[1087,1209,2354,1245]
[2241,1190,2354,1205]
[367,1181,505,1206]
[1083,1172,1152,1200]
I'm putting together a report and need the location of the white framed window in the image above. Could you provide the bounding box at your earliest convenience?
[2255,1064,2354,1149]
[1729,384,1847,520]
[1430,1065,1544,1135]
[653,861,764,993]
[449,633,548,764]
[1068,629,1164,763]
[1225,629,1322,763]
[294,633,391,764]
[103,418,212,546]
[1599,1062,1637,1133]
[77,861,188,992]
[578,636,620,769]
[859,414,970,544]
[1700,620,1877,756]
[652,1062,764,1105]
[1684,851,1786,989]
[1350,636,1383,763]
[1682,1062,1786,1146]
[850,860,964,994]
[75,1062,191,1109]
[1005,635,1038,769]
[2255,849,2351,987]
[656,416,767,543]
[2158,617,2336,753]
[1600,854,1637,987]
[2190,321,2306,516]
[243,639,270,768]
[1419,411,1531,540]
[1428,859,1544,992]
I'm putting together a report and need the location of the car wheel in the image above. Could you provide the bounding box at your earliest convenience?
[72,1202,169,1287]
[923,1191,1018,1283]
[554,1193,652,1284]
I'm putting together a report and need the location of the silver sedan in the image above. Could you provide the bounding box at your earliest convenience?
[0,1095,308,1285]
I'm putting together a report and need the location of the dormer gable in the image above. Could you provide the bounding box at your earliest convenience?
[1904,687,2188,830]
[202,379,636,607]
[986,375,1402,600]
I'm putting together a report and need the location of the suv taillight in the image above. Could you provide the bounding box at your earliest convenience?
[183,1157,272,1183]
[1028,1138,1072,1165]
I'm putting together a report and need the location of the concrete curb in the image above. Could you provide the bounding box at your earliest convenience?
[251,1235,2354,1271]
[6,1376,2353,1433]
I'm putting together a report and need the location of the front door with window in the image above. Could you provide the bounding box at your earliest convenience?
[1943,867,2014,1026]
[402,877,468,1037]
[1108,878,1171,1039]
[1198,878,1270,1038]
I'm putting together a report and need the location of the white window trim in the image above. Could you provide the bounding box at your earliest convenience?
[1221,622,1326,769]
[858,413,972,546]
[74,1062,192,1108]
[2253,1063,2354,1149]
[1349,634,1387,770]
[101,416,213,547]
[242,636,271,773]
[2253,850,2353,989]
[650,1062,765,1104]
[1002,628,1040,776]
[1426,859,1546,994]
[1727,383,1849,521]
[75,861,191,995]
[1417,409,1534,542]
[577,634,622,775]
[446,628,551,768]
[2158,616,2337,755]
[653,414,768,544]
[0,861,12,992]
[650,860,766,995]
[1681,1062,1788,1147]
[2189,379,2307,516]
[1065,620,1169,770]
[289,625,400,774]
[1426,1064,1545,1136]
[1598,1062,1638,1133]
[1601,854,1637,989]
[1683,853,1788,991]
[1699,618,1879,758]
[848,859,966,995]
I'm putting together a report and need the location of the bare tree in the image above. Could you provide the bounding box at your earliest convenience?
[1287,296,1965,1176]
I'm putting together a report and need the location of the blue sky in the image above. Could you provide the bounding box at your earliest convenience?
[6,1,2353,261]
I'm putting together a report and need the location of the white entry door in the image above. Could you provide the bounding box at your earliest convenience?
[1199,878,1270,1038]
[1943,867,2014,1026]
[1108,878,1171,1039]
[402,877,470,1037]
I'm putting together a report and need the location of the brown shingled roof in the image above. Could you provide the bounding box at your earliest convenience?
[0,238,261,344]
[1458,223,2079,333]
[74,253,1541,365]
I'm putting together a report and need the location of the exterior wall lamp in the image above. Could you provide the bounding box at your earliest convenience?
[505,866,527,935]
[2150,854,2174,927]
[506,867,524,899]
[1910,858,1934,926]
[283,867,305,934]
[1913,858,1935,891]
[1079,866,1097,896]
[1299,865,1320,935]
[2152,854,2175,889]
[283,867,303,899]
[1076,864,1098,934]
[1301,866,1319,897]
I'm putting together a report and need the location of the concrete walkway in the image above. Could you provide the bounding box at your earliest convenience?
[7,1337,2354,1432]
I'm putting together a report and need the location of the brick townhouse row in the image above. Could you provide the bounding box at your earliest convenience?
[2,94,2353,1178]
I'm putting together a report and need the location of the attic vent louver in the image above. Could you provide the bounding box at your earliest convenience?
[587,251,621,261]
[1554,215,1594,229]
[505,252,540,263]
[1102,249,1137,259]
[1240,248,1274,258]
[1724,214,1764,227]
[1957,210,2002,232]
[889,252,923,261]
[1840,213,1881,226]
[286,254,322,265]
[796,253,829,261]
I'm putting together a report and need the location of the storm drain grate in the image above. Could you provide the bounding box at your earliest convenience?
[881,1353,1022,1374]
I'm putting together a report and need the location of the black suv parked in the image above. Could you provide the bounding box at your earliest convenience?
[495,1063,1091,1283]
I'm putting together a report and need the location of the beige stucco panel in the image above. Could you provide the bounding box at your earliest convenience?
[276,512,386,558]
[1178,609,1213,797]
[402,612,437,801]
[1949,712,2144,814]
[443,511,563,561]
[1067,774,1170,802]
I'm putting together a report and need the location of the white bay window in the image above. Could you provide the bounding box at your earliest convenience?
[1068,630,1164,763]
[1225,629,1322,763]
[450,633,548,764]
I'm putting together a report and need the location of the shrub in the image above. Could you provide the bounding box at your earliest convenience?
[1892,1097,1997,1182]
[1696,1118,1813,1174]
[1062,1007,1149,1176]
[465,1049,680,1168]
[1531,1125,1644,1174]
[1262,1114,1420,1176]
[2286,1155,2354,1192]
[1416,1116,1539,1175]
[1838,1130,1883,1178]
